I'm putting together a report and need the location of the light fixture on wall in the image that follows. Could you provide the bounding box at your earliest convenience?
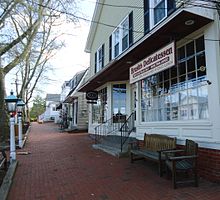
[185,19,195,26]
[126,61,133,64]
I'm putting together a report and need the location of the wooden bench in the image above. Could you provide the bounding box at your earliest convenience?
[130,133,176,176]
[0,149,7,170]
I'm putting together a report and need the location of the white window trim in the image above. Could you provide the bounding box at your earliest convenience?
[96,45,103,72]
[112,14,129,59]
[149,0,168,29]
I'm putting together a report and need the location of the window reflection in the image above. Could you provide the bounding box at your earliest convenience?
[141,36,209,122]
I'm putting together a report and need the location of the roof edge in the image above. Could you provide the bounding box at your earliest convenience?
[84,0,104,53]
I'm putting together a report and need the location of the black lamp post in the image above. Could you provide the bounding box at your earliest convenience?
[17,99,25,148]
[4,90,18,162]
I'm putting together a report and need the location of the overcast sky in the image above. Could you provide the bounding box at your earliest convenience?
[5,0,96,98]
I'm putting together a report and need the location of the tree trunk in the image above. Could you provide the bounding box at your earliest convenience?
[0,68,9,144]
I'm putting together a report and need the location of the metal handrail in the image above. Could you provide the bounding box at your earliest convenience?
[120,112,135,152]
[94,114,126,144]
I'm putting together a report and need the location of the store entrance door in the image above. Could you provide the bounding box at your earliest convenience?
[112,84,126,123]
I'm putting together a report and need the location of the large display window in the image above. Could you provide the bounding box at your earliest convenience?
[141,36,209,122]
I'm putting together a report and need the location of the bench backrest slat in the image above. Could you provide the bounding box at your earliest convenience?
[143,133,176,152]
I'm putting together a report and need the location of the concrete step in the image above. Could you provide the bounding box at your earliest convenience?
[92,144,129,158]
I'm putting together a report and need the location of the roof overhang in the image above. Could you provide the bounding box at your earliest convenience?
[85,0,104,53]
[79,9,213,92]
[63,96,76,103]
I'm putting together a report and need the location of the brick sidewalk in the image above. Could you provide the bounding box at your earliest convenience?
[8,122,220,200]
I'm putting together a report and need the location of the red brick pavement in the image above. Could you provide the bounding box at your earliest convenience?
[7,122,220,200]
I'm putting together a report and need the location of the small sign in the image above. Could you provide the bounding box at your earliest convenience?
[86,91,98,100]
[87,101,97,104]
[130,42,175,84]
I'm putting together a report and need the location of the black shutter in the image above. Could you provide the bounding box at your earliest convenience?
[101,44,104,69]
[144,0,150,34]
[168,0,176,16]
[109,35,112,61]
[129,11,133,46]
[95,52,97,73]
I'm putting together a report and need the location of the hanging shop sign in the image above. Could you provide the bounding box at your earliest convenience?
[86,91,98,100]
[130,42,175,84]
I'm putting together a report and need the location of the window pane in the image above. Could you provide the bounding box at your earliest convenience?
[171,66,177,78]
[180,106,188,120]
[196,36,205,53]
[178,62,186,76]
[114,28,119,43]
[122,35,128,51]
[198,85,209,119]
[164,81,170,93]
[154,0,165,24]
[197,52,206,77]
[179,75,186,83]
[158,72,163,83]
[163,69,170,81]
[178,46,185,60]
[186,41,195,57]
[114,43,119,57]
[121,18,129,37]
[179,90,187,105]
[187,57,195,73]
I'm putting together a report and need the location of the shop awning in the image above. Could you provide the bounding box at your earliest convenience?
[78,10,213,92]
[63,96,75,103]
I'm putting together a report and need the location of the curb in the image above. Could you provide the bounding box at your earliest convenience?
[20,124,31,149]
[0,160,18,200]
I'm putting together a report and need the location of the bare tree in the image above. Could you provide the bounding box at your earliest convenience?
[0,0,78,142]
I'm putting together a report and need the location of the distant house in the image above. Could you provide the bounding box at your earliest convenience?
[42,94,61,123]
[61,70,88,131]
[60,81,71,102]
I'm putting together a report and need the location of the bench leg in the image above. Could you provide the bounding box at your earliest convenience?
[130,152,134,163]
[172,161,177,189]
[159,162,163,177]
[194,169,198,187]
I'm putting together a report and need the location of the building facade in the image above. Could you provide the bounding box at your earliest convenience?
[62,70,88,131]
[40,94,60,123]
[79,0,220,182]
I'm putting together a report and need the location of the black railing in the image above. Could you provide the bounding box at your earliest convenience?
[94,114,126,144]
[120,112,135,152]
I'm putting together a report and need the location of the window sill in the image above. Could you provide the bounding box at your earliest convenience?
[139,120,212,127]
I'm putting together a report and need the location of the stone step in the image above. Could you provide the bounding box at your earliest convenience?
[92,144,129,158]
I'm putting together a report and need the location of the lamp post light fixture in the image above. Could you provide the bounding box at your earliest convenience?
[17,99,25,148]
[4,90,18,162]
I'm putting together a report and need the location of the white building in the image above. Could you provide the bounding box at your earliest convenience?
[79,0,220,182]
[42,94,60,123]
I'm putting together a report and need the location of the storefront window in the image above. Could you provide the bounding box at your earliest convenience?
[141,36,209,122]
[92,88,107,123]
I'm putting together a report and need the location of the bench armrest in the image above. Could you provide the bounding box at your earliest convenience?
[168,155,198,161]
[157,148,181,153]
